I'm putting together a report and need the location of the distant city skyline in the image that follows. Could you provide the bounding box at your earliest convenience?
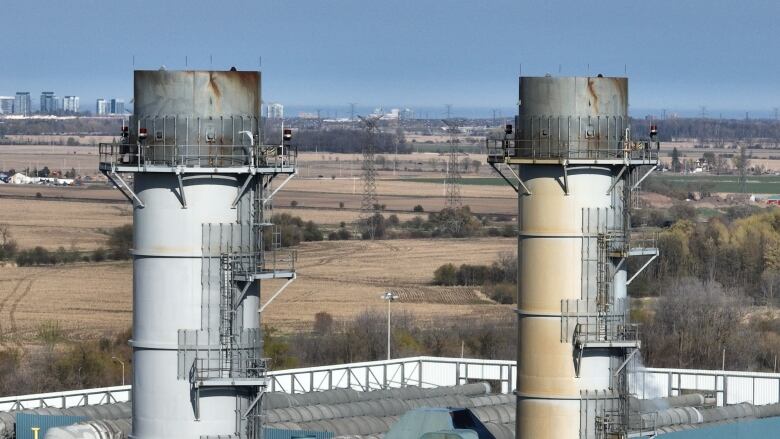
[1,0,779,115]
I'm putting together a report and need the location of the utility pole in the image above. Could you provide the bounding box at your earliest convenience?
[382,292,399,360]
[112,356,126,386]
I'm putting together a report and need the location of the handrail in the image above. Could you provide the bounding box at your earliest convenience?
[99,142,296,170]
[485,138,660,162]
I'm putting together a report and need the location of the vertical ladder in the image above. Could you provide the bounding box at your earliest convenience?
[219,254,236,376]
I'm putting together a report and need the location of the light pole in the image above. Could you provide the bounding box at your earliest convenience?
[381,291,399,360]
[112,356,125,386]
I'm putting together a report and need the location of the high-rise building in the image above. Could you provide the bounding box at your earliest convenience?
[96,98,108,115]
[40,92,56,114]
[14,92,31,115]
[110,98,125,115]
[0,97,14,114]
[267,102,284,119]
[63,96,80,113]
[53,96,64,113]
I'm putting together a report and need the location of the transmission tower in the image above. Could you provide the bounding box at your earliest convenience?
[442,119,463,209]
[357,115,381,239]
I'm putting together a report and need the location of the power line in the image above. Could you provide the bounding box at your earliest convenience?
[357,115,381,239]
[442,119,463,210]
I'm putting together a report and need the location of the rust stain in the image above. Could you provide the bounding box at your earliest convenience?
[208,72,222,100]
[587,77,599,114]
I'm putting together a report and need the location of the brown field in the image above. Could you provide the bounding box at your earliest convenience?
[0,238,515,346]
[0,144,102,176]
[262,237,516,332]
[0,262,133,347]
[0,143,517,348]
[0,197,131,250]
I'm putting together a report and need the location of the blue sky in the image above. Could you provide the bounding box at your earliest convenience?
[1,0,779,117]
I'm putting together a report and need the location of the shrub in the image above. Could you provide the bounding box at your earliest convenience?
[92,248,106,262]
[303,221,324,241]
[0,225,18,261]
[484,283,515,304]
[290,200,298,207]
[37,320,64,345]
[433,263,457,286]
[413,205,425,212]
[106,224,133,260]
[313,312,334,335]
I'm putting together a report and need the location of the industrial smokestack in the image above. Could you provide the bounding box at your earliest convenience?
[487,76,659,438]
[99,70,297,439]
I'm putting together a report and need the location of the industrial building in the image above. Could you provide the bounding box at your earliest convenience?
[2,357,780,439]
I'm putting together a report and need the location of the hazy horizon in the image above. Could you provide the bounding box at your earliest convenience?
[2,0,779,115]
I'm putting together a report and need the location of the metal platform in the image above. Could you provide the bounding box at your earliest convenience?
[485,138,661,166]
[194,378,269,388]
[98,142,297,175]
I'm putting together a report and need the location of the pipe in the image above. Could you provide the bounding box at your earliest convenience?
[629,394,706,413]
[0,403,131,439]
[43,419,131,439]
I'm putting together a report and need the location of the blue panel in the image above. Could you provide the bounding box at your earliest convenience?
[15,414,87,439]
[638,417,780,439]
[262,428,334,439]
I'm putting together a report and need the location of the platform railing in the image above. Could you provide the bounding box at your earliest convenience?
[5,357,780,411]
[485,138,660,162]
[99,142,296,170]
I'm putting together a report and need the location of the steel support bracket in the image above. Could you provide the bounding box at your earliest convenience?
[495,162,532,195]
[562,165,570,195]
[626,251,659,285]
[242,391,265,420]
[488,163,520,193]
[233,280,253,311]
[231,174,255,208]
[632,164,657,191]
[102,169,145,208]
[262,172,297,206]
[258,275,296,313]
[176,170,187,208]
[614,348,640,377]
[606,165,628,195]
[574,345,584,378]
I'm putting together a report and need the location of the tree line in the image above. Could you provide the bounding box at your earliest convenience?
[264,310,515,370]
[0,224,132,266]
[631,117,780,144]
[289,128,410,154]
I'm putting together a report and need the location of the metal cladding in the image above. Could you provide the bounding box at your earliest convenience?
[98,70,297,439]
[517,77,628,154]
[130,70,262,166]
[487,76,660,438]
